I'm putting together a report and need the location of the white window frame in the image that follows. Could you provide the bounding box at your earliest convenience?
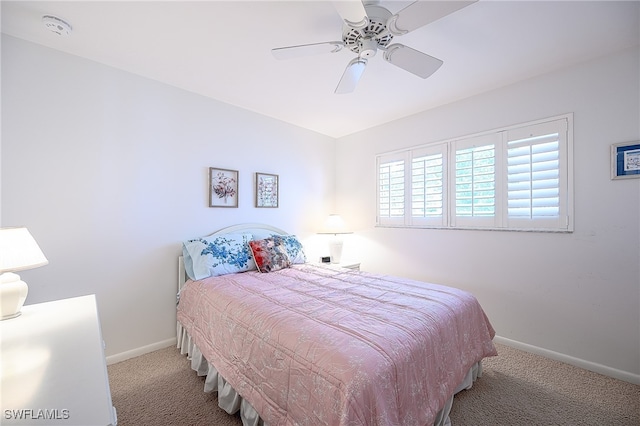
[375,114,574,232]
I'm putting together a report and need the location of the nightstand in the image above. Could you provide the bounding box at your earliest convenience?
[338,261,361,271]
[0,295,117,425]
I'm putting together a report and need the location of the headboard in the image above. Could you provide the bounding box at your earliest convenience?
[177,223,288,293]
[208,223,288,239]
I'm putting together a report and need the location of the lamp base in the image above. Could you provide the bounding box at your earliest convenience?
[0,272,29,320]
[329,236,344,264]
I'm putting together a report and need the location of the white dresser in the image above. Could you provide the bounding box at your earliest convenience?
[0,295,117,425]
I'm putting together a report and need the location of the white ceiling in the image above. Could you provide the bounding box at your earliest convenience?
[2,1,639,138]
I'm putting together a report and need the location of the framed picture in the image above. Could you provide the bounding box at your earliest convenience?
[255,172,279,208]
[611,141,640,180]
[209,167,238,207]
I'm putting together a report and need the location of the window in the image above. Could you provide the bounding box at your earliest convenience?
[376,114,573,232]
[410,144,447,227]
[412,153,443,218]
[378,152,406,226]
[451,133,501,229]
[504,119,569,230]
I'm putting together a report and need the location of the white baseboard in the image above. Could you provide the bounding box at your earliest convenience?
[106,337,177,365]
[494,335,640,385]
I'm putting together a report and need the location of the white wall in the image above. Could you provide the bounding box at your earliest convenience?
[335,47,640,382]
[1,35,336,358]
[3,34,639,383]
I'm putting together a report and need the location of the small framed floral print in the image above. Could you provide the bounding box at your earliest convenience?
[255,172,278,208]
[209,168,238,207]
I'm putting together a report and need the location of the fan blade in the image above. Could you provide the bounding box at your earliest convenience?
[272,41,344,60]
[388,0,477,35]
[332,0,368,29]
[335,58,368,94]
[383,44,443,79]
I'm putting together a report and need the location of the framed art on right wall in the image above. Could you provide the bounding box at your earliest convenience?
[611,141,640,180]
[255,172,279,208]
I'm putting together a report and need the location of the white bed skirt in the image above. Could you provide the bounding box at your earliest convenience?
[177,324,482,426]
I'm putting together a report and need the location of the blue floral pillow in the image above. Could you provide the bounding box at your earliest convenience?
[271,234,307,264]
[182,233,255,280]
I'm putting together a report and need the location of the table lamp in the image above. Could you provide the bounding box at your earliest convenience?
[318,214,352,264]
[0,227,48,320]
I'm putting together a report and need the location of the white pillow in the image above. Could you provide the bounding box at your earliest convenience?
[182,233,255,280]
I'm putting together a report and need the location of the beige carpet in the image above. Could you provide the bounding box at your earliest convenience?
[107,343,639,425]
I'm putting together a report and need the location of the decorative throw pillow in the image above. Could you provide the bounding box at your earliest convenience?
[249,238,292,273]
[271,234,307,264]
[182,233,255,280]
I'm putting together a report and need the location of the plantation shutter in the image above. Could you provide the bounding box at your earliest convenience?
[452,133,502,228]
[411,144,447,226]
[375,114,572,232]
[377,152,407,226]
[504,118,569,230]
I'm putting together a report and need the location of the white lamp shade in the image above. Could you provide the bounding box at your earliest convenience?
[319,214,351,235]
[0,227,48,272]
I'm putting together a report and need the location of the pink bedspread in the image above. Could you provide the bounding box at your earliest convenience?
[177,264,496,426]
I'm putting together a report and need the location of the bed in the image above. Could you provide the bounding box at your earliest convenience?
[176,224,497,426]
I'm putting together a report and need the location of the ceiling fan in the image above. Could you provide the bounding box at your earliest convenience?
[272,0,477,94]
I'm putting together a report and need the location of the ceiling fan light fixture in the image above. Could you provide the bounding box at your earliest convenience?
[42,15,72,36]
[359,38,378,58]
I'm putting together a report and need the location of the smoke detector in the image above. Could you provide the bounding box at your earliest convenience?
[42,15,72,36]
